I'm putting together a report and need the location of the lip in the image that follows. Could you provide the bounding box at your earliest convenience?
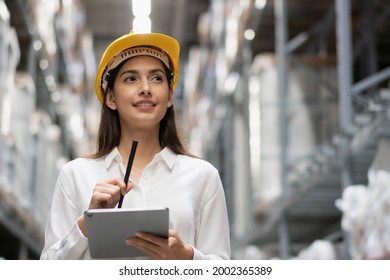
[134,99,156,109]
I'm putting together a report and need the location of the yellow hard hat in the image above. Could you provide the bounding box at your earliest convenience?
[95,32,180,104]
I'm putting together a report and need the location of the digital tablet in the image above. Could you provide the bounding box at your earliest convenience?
[84,207,169,259]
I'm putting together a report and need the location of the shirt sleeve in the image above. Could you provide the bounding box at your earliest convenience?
[40,167,89,260]
[193,168,231,260]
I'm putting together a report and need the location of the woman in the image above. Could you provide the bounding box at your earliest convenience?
[40,32,230,260]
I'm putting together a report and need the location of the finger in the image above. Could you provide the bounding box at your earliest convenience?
[126,238,162,259]
[135,232,169,247]
[134,245,160,260]
[126,182,134,193]
[168,229,179,237]
[91,192,117,207]
[94,184,121,199]
[106,178,128,196]
[117,180,133,196]
[91,184,121,207]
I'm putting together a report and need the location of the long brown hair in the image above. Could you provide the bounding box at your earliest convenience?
[87,58,192,159]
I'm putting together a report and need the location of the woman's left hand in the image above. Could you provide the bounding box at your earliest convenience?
[126,229,194,260]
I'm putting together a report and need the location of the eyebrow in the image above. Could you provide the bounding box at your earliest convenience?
[119,68,165,78]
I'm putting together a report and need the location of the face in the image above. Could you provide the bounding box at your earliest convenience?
[105,55,174,130]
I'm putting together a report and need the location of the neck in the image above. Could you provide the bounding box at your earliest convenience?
[117,127,162,170]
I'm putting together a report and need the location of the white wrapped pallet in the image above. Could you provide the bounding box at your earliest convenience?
[0,0,9,122]
[182,46,212,156]
[56,85,91,157]
[30,111,65,228]
[295,239,337,260]
[33,0,59,59]
[336,138,390,259]
[248,54,338,212]
[0,22,20,192]
[4,73,36,208]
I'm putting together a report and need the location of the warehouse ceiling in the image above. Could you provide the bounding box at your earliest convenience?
[82,0,210,64]
[6,0,390,77]
[82,0,390,71]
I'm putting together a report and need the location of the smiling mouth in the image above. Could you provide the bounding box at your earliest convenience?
[134,102,155,108]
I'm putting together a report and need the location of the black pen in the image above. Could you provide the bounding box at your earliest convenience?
[118,140,138,208]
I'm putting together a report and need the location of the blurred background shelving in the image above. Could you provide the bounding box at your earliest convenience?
[1,0,390,260]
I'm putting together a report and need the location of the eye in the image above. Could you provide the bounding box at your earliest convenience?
[151,74,164,82]
[124,76,137,82]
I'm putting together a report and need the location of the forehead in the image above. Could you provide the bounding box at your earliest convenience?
[119,55,165,72]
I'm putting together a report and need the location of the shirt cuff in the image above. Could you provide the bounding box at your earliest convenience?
[192,247,203,260]
[58,222,89,259]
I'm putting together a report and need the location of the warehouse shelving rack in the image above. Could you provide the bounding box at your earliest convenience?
[196,0,390,259]
[0,0,93,259]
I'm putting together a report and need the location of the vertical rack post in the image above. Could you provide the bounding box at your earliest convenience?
[275,0,290,259]
[335,0,353,259]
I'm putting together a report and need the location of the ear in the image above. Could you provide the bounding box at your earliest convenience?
[105,89,117,110]
[167,89,174,107]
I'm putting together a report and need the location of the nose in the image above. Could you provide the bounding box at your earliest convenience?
[139,78,151,96]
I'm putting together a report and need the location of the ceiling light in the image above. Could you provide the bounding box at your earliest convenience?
[132,0,151,33]
[132,0,151,16]
[255,0,267,9]
[244,29,255,40]
[33,40,42,51]
[39,59,49,70]
[133,17,151,34]
[0,0,10,22]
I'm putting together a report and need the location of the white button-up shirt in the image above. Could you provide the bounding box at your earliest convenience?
[40,147,230,259]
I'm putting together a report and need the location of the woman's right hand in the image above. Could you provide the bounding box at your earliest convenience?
[78,178,134,236]
[89,178,134,209]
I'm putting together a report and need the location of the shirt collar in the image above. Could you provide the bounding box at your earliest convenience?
[158,147,177,170]
[104,146,177,170]
[104,147,122,170]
